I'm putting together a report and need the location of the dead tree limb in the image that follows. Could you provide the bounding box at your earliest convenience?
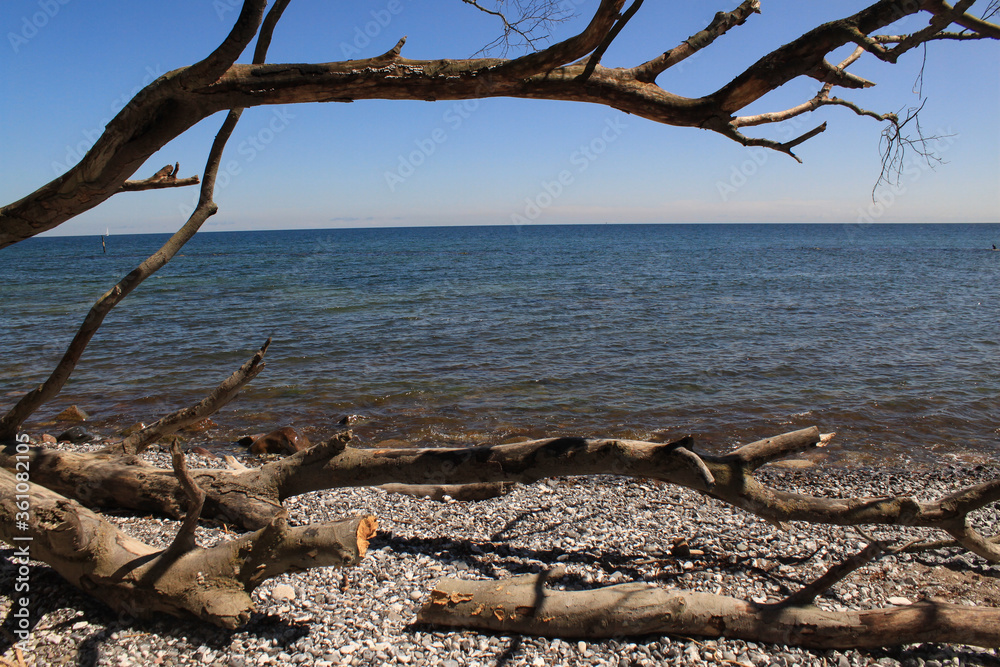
[417,570,1000,648]
[4,0,997,247]
[0,467,376,629]
[102,338,271,456]
[119,163,200,191]
[779,541,887,607]
[5,428,999,565]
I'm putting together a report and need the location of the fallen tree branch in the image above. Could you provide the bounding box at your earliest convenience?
[0,467,376,629]
[5,428,999,565]
[103,338,271,455]
[417,570,1000,648]
[779,541,887,607]
[900,532,1000,553]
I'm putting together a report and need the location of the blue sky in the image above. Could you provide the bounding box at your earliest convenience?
[2,0,998,237]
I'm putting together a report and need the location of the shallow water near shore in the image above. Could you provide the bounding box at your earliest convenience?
[2,222,998,463]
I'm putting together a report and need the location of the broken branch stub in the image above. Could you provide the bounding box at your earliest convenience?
[0,467,376,628]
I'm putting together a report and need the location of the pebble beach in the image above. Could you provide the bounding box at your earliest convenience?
[2,439,999,667]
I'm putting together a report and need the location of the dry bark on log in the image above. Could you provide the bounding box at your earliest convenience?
[418,571,1000,649]
[4,428,999,564]
[0,466,375,629]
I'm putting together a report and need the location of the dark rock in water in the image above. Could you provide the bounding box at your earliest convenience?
[248,427,311,456]
[57,426,92,444]
[338,414,364,426]
[236,434,261,448]
[54,405,89,422]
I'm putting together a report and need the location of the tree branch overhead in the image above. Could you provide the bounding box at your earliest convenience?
[2,0,997,247]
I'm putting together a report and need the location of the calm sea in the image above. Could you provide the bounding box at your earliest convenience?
[2,223,998,464]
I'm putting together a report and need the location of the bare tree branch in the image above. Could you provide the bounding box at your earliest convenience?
[490,0,624,77]
[779,541,887,607]
[180,0,269,86]
[462,0,571,55]
[0,1,292,439]
[0,467,376,629]
[579,0,645,81]
[103,339,270,456]
[120,163,200,192]
[632,0,761,83]
[2,0,998,248]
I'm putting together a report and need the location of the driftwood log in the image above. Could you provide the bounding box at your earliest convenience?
[1,0,998,649]
[5,427,999,562]
[418,571,1000,648]
[0,464,375,629]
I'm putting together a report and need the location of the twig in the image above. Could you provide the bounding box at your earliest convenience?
[777,540,889,608]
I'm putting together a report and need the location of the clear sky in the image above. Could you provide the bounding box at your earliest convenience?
[2,1,998,237]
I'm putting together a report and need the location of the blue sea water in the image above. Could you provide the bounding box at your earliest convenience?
[1,223,998,463]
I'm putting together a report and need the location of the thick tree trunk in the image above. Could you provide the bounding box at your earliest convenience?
[418,572,1000,648]
[0,467,376,628]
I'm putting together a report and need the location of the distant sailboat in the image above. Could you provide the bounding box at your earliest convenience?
[101,227,108,253]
